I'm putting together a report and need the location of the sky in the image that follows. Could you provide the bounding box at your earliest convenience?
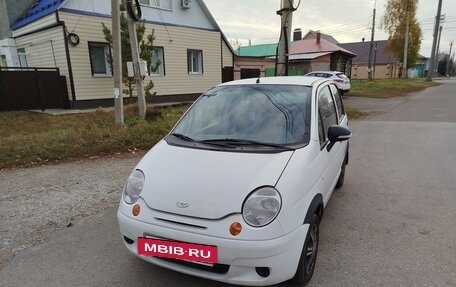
[204,0,456,58]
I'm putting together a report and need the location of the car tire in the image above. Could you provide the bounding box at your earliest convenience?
[291,214,320,286]
[335,163,345,188]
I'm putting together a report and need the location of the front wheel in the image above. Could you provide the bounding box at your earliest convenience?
[291,214,320,286]
[335,163,346,188]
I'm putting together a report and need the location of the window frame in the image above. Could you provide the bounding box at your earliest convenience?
[139,0,172,11]
[150,46,165,76]
[88,41,112,77]
[187,49,203,75]
[17,48,28,68]
[1,55,7,67]
[329,84,345,123]
[317,85,338,149]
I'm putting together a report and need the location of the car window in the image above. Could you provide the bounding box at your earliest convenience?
[173,84,312,146]
[336,73,348,79]
[330,84,345,122]
[318,85,338,145]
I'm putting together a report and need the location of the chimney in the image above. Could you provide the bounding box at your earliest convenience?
[293,28,302,41]
[362,37,365,42]
[316,31,321,44]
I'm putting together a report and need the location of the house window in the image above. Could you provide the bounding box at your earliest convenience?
[139,0,172,10]
[150,47,165,76]
[17,48,28,68]
[187,49,203,74]
[88,42,112,76]
[1,55,7,67]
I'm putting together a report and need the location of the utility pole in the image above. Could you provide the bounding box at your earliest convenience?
[126,10,146,118]
[373,42,378,78]
[402,0,410,79]
[276,0,294,77]
[427,0,443,81]
[367,1,376,81]
[445,41,453,77]
[451,53,455,76]
[434,24,443,74]
[112,0,124,125]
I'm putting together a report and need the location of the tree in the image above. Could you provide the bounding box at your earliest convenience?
[381,0,422,69]
[101,3,160,98]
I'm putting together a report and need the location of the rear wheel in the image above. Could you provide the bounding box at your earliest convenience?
[291,214,320,286]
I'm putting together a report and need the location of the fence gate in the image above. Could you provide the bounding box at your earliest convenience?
[0,67,70,111]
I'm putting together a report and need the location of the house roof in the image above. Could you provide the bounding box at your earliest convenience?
[235,43,281,57]
[338,40,398,64]
[10,0,235,55]
[290,38,356,57]
[197,0,235,55]
[11,0,66,30]
[303,30,339,44]
[288,52,332,61]
[236,37,356,59]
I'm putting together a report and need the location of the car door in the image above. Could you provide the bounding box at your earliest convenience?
[314,84,344,204]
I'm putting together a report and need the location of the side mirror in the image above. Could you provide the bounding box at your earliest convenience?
[328,125,351,143]
[327,125,351,152]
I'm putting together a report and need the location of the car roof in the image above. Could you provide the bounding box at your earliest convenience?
[218,76,328,87]
[306,71,343,75]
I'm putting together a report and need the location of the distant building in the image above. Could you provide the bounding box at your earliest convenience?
[234,31,355,80]
[302,30,339,44]
[339,40,401,79]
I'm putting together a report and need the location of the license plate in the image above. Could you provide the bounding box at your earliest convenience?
[137,237,218,264]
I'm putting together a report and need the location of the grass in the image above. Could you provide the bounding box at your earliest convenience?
[345,106,368,119]
[0,104,188,169]
[349,78,440,98]
[1,77,436,168]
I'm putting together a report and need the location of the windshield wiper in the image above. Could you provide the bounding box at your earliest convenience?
[200,139,294,151]
[171,133,235,149]
[171,133,195,142]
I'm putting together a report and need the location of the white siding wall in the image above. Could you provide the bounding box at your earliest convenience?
[14,26,70,96]
[144,23,222,95]
[15,27,65,68]
[60,11,223,100]
[61,0,111,15]
[62,0,217,30]
[0,38,20,66]
[12,14,57,37]
[59,12,113,100]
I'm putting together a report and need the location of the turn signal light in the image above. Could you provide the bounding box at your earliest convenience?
[229,222,242,236]
[132,204,141,216]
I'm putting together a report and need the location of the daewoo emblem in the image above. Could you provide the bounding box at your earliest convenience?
[176,202,189,208]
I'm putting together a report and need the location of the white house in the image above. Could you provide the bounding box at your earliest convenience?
[2,0,234,108]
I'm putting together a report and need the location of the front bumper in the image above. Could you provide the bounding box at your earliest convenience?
[117,204,308,286]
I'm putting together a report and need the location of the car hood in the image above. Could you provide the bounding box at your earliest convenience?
[136,141,293,219]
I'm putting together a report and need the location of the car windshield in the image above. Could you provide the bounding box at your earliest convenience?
[172,84,312,147]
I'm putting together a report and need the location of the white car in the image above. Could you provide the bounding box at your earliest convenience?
[304,71,351,94]
[118,76,351,286]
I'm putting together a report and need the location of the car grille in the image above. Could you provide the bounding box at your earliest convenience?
[158,257,230,274]
[154,217,207,229]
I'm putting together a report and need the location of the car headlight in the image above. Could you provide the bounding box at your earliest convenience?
[123,170,145,204]
[242,187,281,227]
